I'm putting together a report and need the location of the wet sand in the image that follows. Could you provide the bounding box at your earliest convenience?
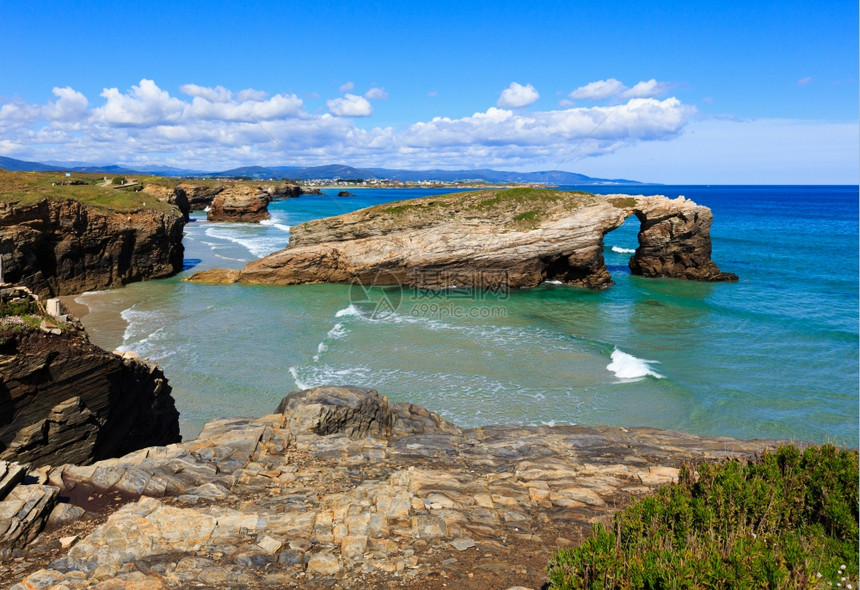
[60,292,128,352]
[59,295,90,319]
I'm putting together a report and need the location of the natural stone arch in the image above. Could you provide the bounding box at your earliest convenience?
[624,197,738,282]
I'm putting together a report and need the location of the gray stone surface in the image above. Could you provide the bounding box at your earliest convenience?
[2,385,789,589]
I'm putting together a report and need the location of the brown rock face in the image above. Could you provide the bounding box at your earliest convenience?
[0,330,180,468]
[207,186,271,222]
[141,184,190,222]
[189,190,735,289]
[0,198,185,298]
[629,197,738,281]
[178,183,224,211]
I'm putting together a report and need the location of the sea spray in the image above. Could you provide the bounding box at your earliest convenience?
[606,348,664,380]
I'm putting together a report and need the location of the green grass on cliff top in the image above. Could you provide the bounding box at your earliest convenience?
[372,187,622,230]
[0,170,180,213]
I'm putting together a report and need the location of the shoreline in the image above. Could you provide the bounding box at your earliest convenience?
[59,294,90,320]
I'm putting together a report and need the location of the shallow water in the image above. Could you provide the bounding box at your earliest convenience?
[77,186,859,445]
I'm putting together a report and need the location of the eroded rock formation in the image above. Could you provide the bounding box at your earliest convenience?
[207,186,271,222]
[0,198,185,298]
[141,184,190,222]
[178,183,224,211]
[189,189,736,289]
[206,184,302,223]
[1,386,783,588]
[0,329,180,468]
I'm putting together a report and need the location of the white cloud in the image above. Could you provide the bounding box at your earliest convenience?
[365,87,388,100]
[569,78,673,102]
[339,81,355,93]
[7,77,850,183]
[327,93,373,117]
[180,84,233,102]
[95,79,185,127]
[569,78,625,101]
[186,93,303,121]
[42,87,89,121]
[497,82,539,108]
[797,76,812,86]
[620,79,674,99]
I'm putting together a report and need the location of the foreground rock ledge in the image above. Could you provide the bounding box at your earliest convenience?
[3,386,784,589]
[188,189,738,290]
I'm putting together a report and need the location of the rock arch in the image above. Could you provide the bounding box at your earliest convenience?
[621,196,738,282]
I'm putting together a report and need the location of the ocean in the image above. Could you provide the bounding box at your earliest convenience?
[75,185,859,446]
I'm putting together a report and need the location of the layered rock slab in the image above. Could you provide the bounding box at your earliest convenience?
[5,386,783,589]
[0,329,181,468]
[189,189,736,290]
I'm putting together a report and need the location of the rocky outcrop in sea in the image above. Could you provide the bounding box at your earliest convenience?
[1,385,782,589]
[206,184,302,223]
[189,189,737,290]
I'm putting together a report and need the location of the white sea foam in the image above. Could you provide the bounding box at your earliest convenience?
[335,305,361,318]
[116,306,166,353]
[203,226,286,258]
[543,280,564,285]
[288,366,310,390]
[260,217,291,233]
[327,322,348,339]
[611,246,636,254]
[606,348,664,380]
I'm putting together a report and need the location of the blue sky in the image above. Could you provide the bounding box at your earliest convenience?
[1,0,857,183]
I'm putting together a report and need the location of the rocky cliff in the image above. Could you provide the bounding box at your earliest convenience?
[0,198,185,298]
[189,188,737,289]
[1,386,782,588]
[0,327,180,468]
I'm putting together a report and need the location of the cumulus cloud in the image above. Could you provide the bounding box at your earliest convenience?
[365,87,388,100]
[96,79,185,127]
[186,93,303,121]
[569,78,673,101]
[497,82,539,108]
[327,93,373,117]
[569,78,625,101]
[403,98,694,150]
[0,78,703,172]
[42,87,89,121]
[180,84,233,102]
[339,81,355,92]
[620,79,674,99]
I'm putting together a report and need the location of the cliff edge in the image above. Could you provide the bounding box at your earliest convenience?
[188,188,737,290]
[0,197,185,298]
[0,320,180,469]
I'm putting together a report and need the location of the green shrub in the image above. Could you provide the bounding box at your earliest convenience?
[0,299,41,317]
[547,445,859,589]
[111,176,126,185]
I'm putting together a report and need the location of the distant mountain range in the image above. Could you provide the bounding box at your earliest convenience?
[0,155,641,185]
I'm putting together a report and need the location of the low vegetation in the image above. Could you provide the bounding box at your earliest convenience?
[0,170,175,213]
[547,444,859,589]
[375,187,602,230]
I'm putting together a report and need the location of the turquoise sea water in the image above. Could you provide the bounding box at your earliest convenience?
[76,185,859,446]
